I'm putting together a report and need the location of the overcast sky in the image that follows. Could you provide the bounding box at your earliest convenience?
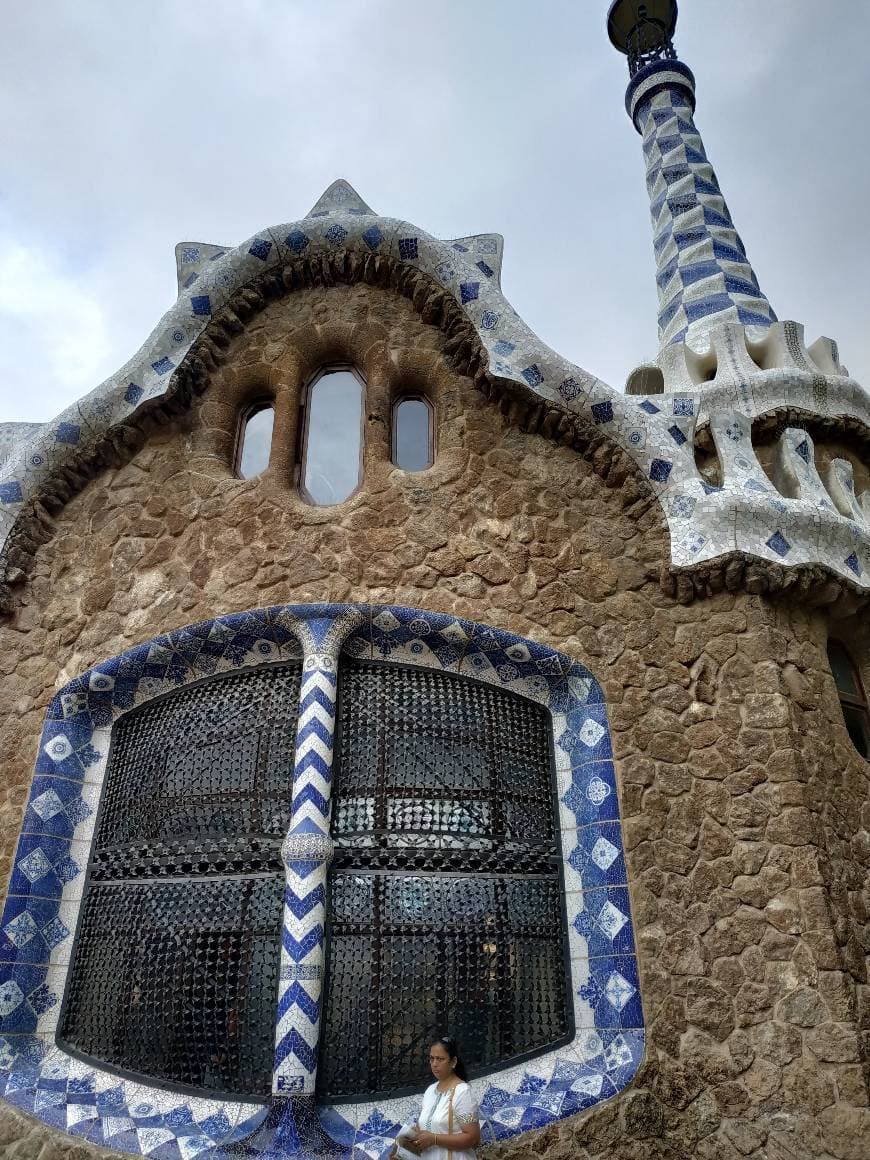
[1,0,867,425]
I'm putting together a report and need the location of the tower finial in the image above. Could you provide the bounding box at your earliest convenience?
[607,0,678,76]
[608,0,777,352]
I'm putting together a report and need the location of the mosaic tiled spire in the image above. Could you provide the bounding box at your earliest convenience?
[608,1,777,347]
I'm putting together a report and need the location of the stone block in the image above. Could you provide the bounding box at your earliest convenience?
[806,1022,861,1063]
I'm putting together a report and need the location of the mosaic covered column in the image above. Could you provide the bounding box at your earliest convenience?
[272,611,362,1098]
[608,0,777,347]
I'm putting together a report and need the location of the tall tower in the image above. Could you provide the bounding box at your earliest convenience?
[607,1,777,349]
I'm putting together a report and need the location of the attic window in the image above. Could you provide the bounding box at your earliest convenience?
[828,639,869,758]
[301,369,364,504]
[237,402,274,479]
[392,397,434,472]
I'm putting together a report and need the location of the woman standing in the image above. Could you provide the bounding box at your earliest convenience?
[394,1036,481,1160]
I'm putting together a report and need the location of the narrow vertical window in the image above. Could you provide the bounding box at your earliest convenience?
[828,639,869,758]
[392,397,433,471]
[301,369,364,504]
[237,403,274,479]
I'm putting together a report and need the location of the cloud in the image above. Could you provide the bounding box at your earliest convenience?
[0,233,112,422]
[0,0,867,425]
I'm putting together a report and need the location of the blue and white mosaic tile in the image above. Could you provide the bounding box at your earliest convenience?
[0,604,642,1157]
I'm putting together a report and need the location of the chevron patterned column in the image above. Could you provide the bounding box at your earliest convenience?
[272,609,364,1098]
[609,2,777,348]
[631,63,777,347]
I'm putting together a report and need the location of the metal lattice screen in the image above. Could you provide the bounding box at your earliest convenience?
[59,662,302,1098]
[320,660,570,1100]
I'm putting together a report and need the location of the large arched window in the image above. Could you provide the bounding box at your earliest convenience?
[320,658,570,1100]
[392,396,434,472]
[56,652,569,1103]
[236,402,275,479]
[827,639,869,758]
[300,369,364,504]
[4,606,639,1154]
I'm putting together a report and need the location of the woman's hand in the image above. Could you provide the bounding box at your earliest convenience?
[412,1132,437,1152]
[409,1126,479,1153]
[397,1130,423,1155]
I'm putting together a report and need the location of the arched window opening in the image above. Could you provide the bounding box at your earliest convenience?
[392,396,434,471]
[236,402,274,479]
[828,639,869,758]
[320,659,570,1101]
[301,369,364,504]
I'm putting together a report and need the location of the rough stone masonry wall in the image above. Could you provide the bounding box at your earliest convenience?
[0,284,866,1159]
[488,600,870,1160]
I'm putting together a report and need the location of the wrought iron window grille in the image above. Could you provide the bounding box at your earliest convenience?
[57,654,571,1104]
[58,661,302,1100]
[320,659,572,1102]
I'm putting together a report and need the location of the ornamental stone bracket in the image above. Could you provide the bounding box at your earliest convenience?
[630,319,870,604]
[0,180,867,608]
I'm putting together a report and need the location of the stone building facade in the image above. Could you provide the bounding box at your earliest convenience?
[0,5,867,1159]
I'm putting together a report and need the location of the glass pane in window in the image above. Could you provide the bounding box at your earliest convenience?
[828,641,860,697]
[303,371,363,504]
[841,704,869,758]
[238,406,274,479]
[393,398,432,471]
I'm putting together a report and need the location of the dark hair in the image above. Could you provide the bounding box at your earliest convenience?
[431,1035,468,1081]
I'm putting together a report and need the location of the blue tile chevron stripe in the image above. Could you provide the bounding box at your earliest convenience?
[293,749,331,781]
[274,1028,318,1074]
[693,175,718,197]
[295,714,332,747]
[282,924,324,963]
[277,982,320,1025]
[283,882,325,921]
[290,782,329,818]
[724,274,762,297]
[738,306,777,326]
[680,260,720,286]
[298,682,337,715]
[685,292,734,321]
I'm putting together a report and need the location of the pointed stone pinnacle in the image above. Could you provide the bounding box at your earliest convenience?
[306,179,375,218]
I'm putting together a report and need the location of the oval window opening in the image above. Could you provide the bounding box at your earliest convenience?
[302,370,364,504]
[827,639,870,758]
[237,404,274,479]
[392,397,433,472]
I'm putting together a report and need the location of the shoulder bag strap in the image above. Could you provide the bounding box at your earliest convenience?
[447,1085,456,1160]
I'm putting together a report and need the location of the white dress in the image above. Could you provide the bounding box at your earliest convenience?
[399,1081,480,1160]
